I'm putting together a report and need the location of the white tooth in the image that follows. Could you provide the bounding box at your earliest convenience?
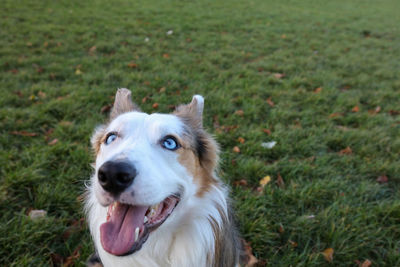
[144,216,148,223]
[135,227,139,241]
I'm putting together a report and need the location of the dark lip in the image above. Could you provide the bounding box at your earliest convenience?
[117,194,181,257]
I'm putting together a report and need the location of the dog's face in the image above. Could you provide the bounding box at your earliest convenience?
[89,89,218,257]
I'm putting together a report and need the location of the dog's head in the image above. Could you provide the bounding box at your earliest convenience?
[89,89,218,256]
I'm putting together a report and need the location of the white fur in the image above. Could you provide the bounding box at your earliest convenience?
[85,110,229,267]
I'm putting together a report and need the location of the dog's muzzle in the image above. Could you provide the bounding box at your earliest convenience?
[98,160,137,195]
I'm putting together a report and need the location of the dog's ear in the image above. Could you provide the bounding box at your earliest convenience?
[174,95,204,128]
[110,88,140,120]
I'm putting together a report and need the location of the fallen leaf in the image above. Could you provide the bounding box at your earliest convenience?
[43,41,49,47]
[289,240,298,248]
[352,105,360,112]
[259,175,271,188]
[322,248,334,262]
[235,109,244,116]
[373,106,381,114]
[10,69,18,74]
[242,239,258,267]
[152,103,159,109]
[314,87,323,93]
[128,62,138,68]
[13,91,24,98]
[233,179,248,187]
[377,175,388,184]
[75,69,82,75]
[159,87,166,93]
[233,146,240,153]
[278,223,284,233]
[142,96,148,103]
[11,131,38,137]
[29,209,47,220]
[163,53,170,58]
[273,73,285,79]
[101,104,112,113]
[63,245,81,267]
[276,173,285,188]
[338,146,352,155]
[44,128,54,141]
[237,137,245,144]
[281,34,286,39]
[262,128,271,135]
[48,138,58,146]
[388,110,400,116]
[261,141,276,149]
[38,91,46,98]
[266,97,275,107]
[88,45,97,54]
[329,113,343,118]
[361,259,372,267]
[50,253,64,266]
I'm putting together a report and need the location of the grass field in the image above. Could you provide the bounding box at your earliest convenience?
[1,0,399,266]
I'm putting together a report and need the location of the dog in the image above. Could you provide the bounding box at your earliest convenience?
[85,89,242,267]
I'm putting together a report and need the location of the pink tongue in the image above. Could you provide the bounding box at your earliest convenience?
[100,203,148,256]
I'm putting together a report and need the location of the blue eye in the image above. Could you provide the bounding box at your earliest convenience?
[105,133,117,145]
[162,136,179,150]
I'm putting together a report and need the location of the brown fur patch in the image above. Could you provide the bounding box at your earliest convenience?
[177,147,216,196]
[174,97,219,196]
[90,125,107,155]
[110,88,140,120]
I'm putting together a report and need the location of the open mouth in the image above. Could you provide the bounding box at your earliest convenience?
[100,195,180,256]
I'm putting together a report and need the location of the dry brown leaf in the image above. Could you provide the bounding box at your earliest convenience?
[63,246,81,267]
[88,46,97,54]
[128,62,138,68]
[10,69,19,74]
[361,259,372,267]
[262,128,271,135]
[273,73,285,79]
[276,173,285,188]
[338,146,352,155]
[289,240,298,248]
[11,131,38,137]
[233,179,248,187]
[237,137,245,144]
[352,105,360,112]
[235,109,244,116]
[242,239,259,267]
[322,248,334,262]
[152,103,159,109]
[377,175,388,184]
[314,87,323,93]
[48,138,58,146]
[159,87,166,93]
[163,53,170,58]
[266,97,275,107]
[329,113,343,118]
[233,146,240,153]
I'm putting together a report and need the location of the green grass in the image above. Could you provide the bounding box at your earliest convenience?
[1,0,399,266]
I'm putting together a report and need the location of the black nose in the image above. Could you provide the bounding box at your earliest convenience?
[97,160,137,195]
